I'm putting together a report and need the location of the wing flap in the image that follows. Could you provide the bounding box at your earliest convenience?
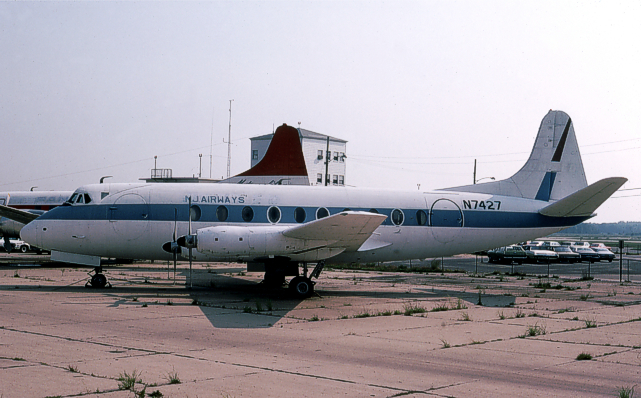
[0,204,40,225]
[283,211,387,251]
[539,177,627,217]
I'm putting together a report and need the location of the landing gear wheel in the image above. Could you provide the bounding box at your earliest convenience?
[289,276,314,299]
[91,273,108,288]
[85,266,111,289]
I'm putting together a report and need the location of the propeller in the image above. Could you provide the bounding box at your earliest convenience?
[177,196,197,288]
[161,208,181,285]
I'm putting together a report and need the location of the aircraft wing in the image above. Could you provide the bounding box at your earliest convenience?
[0,204,41,225]
[283,211,387,251]
[539,177,627,217]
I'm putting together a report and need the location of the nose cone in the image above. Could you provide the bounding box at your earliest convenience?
[20,221,38,247]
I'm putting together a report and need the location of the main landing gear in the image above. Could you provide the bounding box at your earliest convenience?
[288,261,326,299]
[85,266,112,289]
[260,260,326,299]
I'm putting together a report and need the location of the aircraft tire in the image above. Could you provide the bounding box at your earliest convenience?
[20,246,28,253]
[91,273,108,289]
[289,276,314,299]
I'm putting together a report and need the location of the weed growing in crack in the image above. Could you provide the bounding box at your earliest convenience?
[576,352,593,360]
[616,385,635,398]
[117,370,143,391]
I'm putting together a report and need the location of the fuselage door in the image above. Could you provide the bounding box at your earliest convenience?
[429,198,463,244]
[109,193,150,241]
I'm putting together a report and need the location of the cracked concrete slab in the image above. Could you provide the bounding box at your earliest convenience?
[1,258,641,397]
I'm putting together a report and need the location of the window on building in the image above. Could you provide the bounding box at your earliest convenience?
[338,175,344,185]
[333,151,339,161]
[339,152,345,162]
[317,173,323,184]
[317,150,323,160]
[332,175,338,185]
[252,150,258,160]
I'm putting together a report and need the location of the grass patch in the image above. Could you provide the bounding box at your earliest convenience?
[515,308,525,318]
[580,293,591,301]
[585,319,598,328]
[576,352,593,361]
[440,339,451,349]
[521,324,546,337]
[498,310,506,320]
[165,368,181,384]
[67,364,79,373]
[459,312,471,322]
[117,370,143,391]
[353,311,372,318]
[430,303,450,312]
[404,303,428,315]
[309,315,320,322]
[616,386,635,398]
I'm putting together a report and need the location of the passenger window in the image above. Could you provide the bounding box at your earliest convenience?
[242,206,254,222]
[416,210,427,226]
[216,205,228,222]
[391,209,404,226]
[316,207,329,219]
[267,206,281,223]
[191,205,202,221]
[294,207,306,223]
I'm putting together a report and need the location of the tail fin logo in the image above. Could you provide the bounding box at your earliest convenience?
[551,118,572,162]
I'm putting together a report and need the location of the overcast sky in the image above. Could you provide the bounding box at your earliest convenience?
[1,1,639,223]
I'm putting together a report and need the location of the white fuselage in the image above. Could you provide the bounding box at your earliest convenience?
[20,183,588,265]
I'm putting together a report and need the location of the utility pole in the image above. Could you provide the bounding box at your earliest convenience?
[227,100,233,179]
[473,159,477,184]
[199,154,202,178]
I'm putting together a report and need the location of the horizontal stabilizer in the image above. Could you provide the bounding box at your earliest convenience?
[0,204,40,225]
[539,177,627,217]
[284,211,387,251]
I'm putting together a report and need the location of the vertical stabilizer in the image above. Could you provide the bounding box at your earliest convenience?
[443,110,588,201]
[220,124,310,185]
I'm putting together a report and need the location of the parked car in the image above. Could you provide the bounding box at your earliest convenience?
[591,243,612,250]
[522,245,559,263]
[570,241,591,249]
[571,247,600,263]
[487,246,528,264]
[0,238,31,253]
[544,245,581,263]
[593,247,616,262]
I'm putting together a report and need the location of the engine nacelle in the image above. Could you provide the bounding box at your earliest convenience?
[195,225,343,261]
[0,217,24,239]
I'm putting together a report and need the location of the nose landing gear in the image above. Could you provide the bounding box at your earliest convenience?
[85,266,112,289]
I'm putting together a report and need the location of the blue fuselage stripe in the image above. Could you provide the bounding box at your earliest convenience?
[39,204,590,229]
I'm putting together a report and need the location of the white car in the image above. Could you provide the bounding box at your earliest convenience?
[522,245,559,263]
[0,238,31,253]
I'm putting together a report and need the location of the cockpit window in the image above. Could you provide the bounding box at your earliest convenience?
[65,192,92,205]
[66,193,79,205]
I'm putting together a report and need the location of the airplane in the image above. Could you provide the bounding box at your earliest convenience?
[0,191,73,251]
[15,110,626,298]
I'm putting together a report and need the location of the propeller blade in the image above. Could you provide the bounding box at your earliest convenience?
[189,247,193,288]
[173,251,177,285]
[173,207,177,242]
